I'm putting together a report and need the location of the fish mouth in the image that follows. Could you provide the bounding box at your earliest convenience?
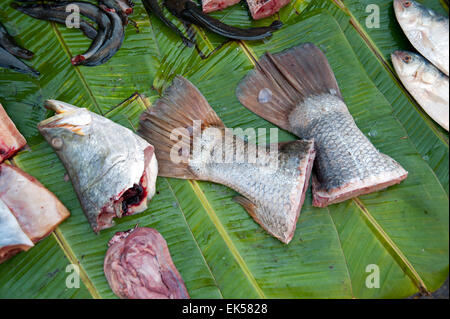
[38,100,92,135]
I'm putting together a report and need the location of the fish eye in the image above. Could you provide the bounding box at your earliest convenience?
[403,1,412,7]
[403,55,412,63]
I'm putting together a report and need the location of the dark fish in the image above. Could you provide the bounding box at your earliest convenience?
[139,76,315,244]
[12,2,99,40]
[165,0,283,41]
[79,6,124,66]
[0,21,34,59]
[0,45,39,77]
[0,163,70,264]
[36,1,113,65]
[142,0,195,47]
[0,103,27,163]
[237,43,408,207]
[38,100,158,233]
[104,227,190,299]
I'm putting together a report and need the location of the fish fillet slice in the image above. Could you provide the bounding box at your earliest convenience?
[237,43,408,207]
[0,104,26,163]
[0,198,34,264]
[202,0,240,13]
[246,0,291,20]
[0,163,70,243]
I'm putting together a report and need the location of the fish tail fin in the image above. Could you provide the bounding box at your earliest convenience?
[138,76,224,179]
[236,43,342,131]
[235,139,315,244]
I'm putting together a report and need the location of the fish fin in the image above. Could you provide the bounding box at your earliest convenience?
[236,43,342,132]
[232,196,261,223]
[138,76,224,179]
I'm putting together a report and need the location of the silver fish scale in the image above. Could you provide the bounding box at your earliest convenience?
[290,94,403,192]
[190,131,313,241]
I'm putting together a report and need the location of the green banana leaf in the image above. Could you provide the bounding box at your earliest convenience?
[0,0,448,299]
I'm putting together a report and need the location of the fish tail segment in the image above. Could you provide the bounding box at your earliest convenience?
[236,42,342,132]
[138,76,224,179]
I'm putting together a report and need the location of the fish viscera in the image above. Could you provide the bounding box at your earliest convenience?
[38,100,158,233]
[104,227,189,299]
[0,163,70,263]
[0,103,26,162]
[139,76,315,244]
[392,50,449,132]
[237,43,408,207]
[394,0,449,76]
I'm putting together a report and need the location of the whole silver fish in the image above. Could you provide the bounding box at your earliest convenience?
[392,50,449,131]
[237,43,408,207]
[394,0,449,76]
[139,76,316,244]
[38,101,158,233]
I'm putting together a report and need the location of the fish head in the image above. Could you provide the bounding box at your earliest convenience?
[394,0,423,24]
[38,100,93,149]
[391,50,424,79]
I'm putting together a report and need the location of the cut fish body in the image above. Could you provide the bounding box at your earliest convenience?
[139,76,315,243]
[0,198,34,264]
[0,104,26,162]
[38,101,158,233]
[237,43,408,207]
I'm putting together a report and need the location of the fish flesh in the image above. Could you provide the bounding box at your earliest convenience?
[0,163,70,263]
[0,45,39,77]
[139,76,315,244]
[392,50,449,131]
[104,227,189,299]
[202,0,240,13]
[38,100,158,233]
[99,0,135,23]
[237,43,408,207]
[12,2,99,41]
[394,0,449,76]
[100,0,134,15]
[165,0,283,41]
[247,0,291,20]
[0,103,26,163]
[0,21,34,60]
[0,198,34,264]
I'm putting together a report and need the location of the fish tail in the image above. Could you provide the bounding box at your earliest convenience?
[236,42,342,131]
[138,76,224,179]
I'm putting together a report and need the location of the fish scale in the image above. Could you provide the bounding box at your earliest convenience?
[237,43,408,207]
[138,76,316,244]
